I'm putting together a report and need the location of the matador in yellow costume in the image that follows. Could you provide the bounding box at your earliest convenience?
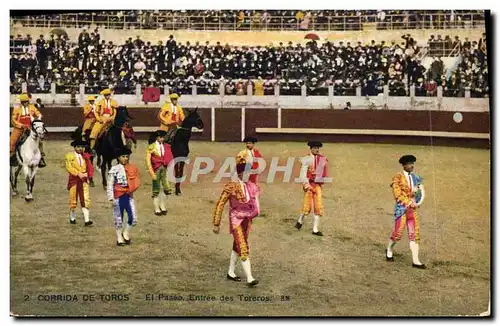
[65,139,93,226]
[296,141,328,236]
[386,154,426,269]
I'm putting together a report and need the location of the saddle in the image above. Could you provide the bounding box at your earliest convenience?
[165,128,177,145]
[14,129,30,152]
[10,129,30,166]
[97,122,113,139]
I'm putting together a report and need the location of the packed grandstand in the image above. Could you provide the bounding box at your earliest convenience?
[10,10,488,99]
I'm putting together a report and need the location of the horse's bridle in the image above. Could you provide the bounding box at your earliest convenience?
[31,121,48,139]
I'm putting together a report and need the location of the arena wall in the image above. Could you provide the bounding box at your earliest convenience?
[9,94,490,112]
[11,27,485,46]
[14,106,489,148]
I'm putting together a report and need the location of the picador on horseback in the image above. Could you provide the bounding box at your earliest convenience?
[82,95,97,141]
[89,88,118,155]
[95,103,134,189]
[158,93,185,144]
[157,93,204,195]
[10,93,47,168]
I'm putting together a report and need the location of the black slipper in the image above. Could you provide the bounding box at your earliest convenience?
[412,263,427,269]
[247,279,259,287]
[227,274,241,282]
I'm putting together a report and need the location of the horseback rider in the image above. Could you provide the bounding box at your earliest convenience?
[10,93,47,167]
[158,93,185,143]
[89,88,118,154]
[82,95,97,140]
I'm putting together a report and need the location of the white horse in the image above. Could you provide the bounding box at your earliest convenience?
[10,120,47,201]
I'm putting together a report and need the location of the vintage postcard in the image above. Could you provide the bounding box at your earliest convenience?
[9,8,491,317]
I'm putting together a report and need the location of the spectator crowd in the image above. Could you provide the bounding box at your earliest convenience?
[12,10,485,31]
[9,28,488,98]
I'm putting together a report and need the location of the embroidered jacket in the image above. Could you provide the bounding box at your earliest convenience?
[236,148,264,183]
[11,104,42,129]
[391,172,423,220]
[299,153,328,186]
[65,152,88,190]
[213,181,260,233]
[158,102,185,131]
[146,141,173,177]
[95,98,118,123]
[82,103,96,121]
[107,164,141,200]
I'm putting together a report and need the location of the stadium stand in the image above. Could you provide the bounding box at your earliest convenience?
[11,10,485,31]
[9,10,488,98]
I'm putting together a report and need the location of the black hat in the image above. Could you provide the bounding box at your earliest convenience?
[155,130,167,137]
[243,136,258,143]
[71,139,87,147]
[148,130,168,144]
[308,141,323,148]
[116,147,132,157]
[399,155,417,165]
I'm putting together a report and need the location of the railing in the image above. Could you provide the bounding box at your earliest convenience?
[448,42,462,57]
[10,11,486,32]
[11,81,488,100]
[427,39,469,58]
[415,47,428,61]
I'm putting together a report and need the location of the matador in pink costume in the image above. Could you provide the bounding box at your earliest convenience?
[212,163,260,287]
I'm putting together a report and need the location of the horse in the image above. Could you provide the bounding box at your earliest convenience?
[168,108,204,195]
[95,106,132,189]
[10,119,48,201]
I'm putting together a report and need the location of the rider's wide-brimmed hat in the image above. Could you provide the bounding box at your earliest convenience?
[19,94,30,102]
[100,88,112,96]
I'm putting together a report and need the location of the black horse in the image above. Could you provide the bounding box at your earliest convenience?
[169,108,204,195]
[95,106,132,189]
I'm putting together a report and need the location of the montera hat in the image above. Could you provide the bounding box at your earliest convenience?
[243,136,258,143]
[71,139,88,147]
[399,155,417,165]
[307,141,323,148]
[155,130,167,137]
[116,147,132,157]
